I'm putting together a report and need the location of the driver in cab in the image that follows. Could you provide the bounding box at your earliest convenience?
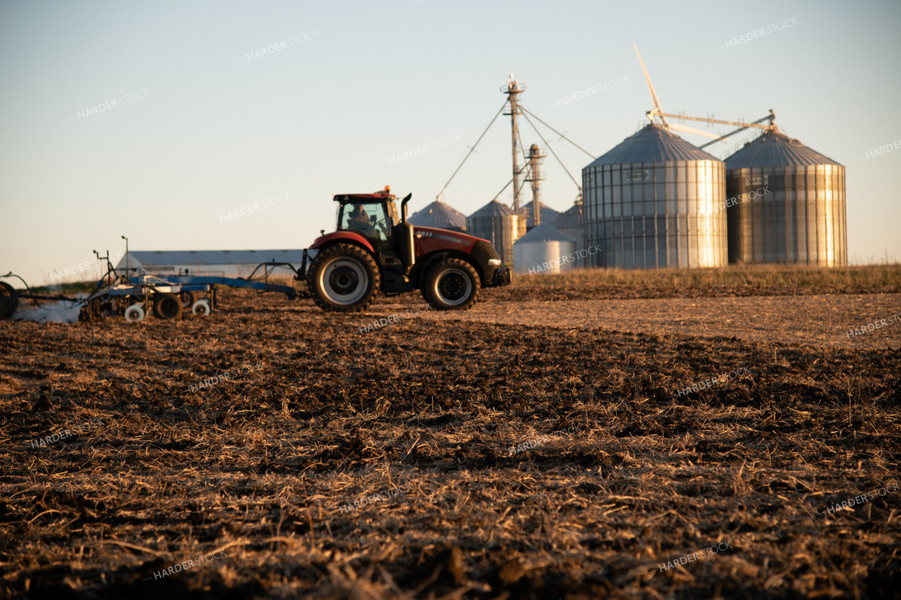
[347,203,390,244]
[347,203,376,236]
[348,204,370,229]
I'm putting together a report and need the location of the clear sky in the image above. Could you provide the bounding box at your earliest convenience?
[2,0,899,285]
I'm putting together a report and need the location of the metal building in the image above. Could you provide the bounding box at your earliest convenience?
[582,124,728,269]
[408,200,467,232]
[513,222,576,274]
[724,130,847,266]
[552,201,586,267]
[466,200,519,264]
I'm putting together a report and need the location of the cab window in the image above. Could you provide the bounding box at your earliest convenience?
[339,202,392,242]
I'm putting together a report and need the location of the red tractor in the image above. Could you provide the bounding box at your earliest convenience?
[303,187,511,312]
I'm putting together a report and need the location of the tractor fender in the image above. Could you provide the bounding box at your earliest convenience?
[309,231,375,255]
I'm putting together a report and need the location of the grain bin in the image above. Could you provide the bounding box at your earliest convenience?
[513,223,576,274]
[582,124,728,269]
[517,201,561,231]
[408,200,467,232]
[724,130,846,266]
[552,201,586,267]
[466,200,519,264]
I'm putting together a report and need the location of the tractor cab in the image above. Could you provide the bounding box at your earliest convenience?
[333,187,417,278]
[335,188,400,251]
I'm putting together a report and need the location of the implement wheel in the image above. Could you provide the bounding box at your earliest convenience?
[179,290,196,307]
[307,243,380,312]
[421,258,479,311]
[124,304,146,323]
[153,294,183,319]
[0,281,19,319]
[191,299,211,316]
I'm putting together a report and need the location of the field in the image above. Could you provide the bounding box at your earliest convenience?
[1,266,900,599]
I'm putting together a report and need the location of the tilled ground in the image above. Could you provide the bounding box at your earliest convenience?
[1,288,899,599]
[416,293,901,350]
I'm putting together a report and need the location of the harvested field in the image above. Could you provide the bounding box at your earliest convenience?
[420,293,901,350]
[1,277,900,599]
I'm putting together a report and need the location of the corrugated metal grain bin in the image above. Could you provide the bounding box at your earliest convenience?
[724,130,847,266]
[552,202,586,267]
[466,200,519,264]
[582,124,728,269]
[408,200,467,232]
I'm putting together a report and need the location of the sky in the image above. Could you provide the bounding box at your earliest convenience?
[2,0,900,286]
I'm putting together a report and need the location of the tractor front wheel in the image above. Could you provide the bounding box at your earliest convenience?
[421,258,479,311]
[308,244,380,312]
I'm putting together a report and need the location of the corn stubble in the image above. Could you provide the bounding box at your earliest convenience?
[0,283,899,599]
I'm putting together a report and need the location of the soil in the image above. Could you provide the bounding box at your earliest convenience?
[1,285,899,599]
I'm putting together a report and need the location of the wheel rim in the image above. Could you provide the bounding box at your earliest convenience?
[124,305,145,322]
[191,300,211,315]
[434,268,473,306]
[319,257,370,305]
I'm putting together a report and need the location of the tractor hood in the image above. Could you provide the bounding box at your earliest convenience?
[412,226,488,250]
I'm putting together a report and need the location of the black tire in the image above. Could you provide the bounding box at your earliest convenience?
[421,258,479,311]
[0,281,18,319]
[153,293,183,319]
[179,290,196,307]
[307,244,380,312]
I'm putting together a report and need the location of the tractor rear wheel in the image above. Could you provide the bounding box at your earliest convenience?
[0,281,18,320]
[421,258,479,311]
[308,244,380,312]
[153,293,183,319]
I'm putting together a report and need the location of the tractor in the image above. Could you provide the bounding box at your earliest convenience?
[304,186,511,312]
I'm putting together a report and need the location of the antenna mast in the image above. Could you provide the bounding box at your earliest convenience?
[503,75,526,213]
